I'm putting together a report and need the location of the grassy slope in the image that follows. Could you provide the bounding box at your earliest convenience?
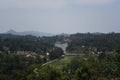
[46,56,82,70]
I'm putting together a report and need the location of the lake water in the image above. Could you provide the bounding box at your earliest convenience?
[55,42,68,53]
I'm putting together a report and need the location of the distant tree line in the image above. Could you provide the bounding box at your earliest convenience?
[0,34,55,53]
[67,32,120,53]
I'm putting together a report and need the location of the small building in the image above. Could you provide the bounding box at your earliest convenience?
[46,52,50,56]
[26,54,32,58]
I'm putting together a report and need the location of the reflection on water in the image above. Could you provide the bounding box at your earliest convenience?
[55,42,68,53]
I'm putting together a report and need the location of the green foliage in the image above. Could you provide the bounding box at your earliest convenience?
[102,45,120,79]
[0,53,44,80]
[0,33,120,80]
[36,65,61,80]
[47,55,105,80]
[74,55,103,80]
[0,35,54,52]
[49,47,64,60]
[67,33,120,53]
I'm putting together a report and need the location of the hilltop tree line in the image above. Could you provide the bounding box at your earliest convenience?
[67,32,120,53]
[0,34,56,53]
[1,32,120,54]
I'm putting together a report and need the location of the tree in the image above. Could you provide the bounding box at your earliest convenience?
[102,44,120,79]
[37,65,61,80]
[49,47,64,60]
[75,55,103,80]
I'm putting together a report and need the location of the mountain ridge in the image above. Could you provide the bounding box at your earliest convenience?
[6,29,54,37]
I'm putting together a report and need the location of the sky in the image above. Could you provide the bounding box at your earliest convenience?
[0,0,120,34]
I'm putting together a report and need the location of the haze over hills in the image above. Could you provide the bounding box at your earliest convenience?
[6,29,55,37]
[1,29,117,37]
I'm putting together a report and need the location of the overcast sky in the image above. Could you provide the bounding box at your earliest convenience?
[0,0,120,33]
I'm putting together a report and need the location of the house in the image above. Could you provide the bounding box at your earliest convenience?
[26,54,32,58]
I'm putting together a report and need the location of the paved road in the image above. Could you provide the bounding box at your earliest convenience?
[42,53,86,66]
[42,59,58,66]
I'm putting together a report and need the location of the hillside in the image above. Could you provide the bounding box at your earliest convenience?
[6,29,54,37]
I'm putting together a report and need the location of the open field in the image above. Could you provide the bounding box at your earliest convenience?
[45,55,83,70]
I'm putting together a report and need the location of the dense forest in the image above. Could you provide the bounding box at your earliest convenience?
[1,32,120,53]
[67,33,120,53]
[0,33,120,80]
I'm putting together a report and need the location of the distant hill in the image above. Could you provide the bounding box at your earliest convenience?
[6,29,54,37]
[0,34,19,39]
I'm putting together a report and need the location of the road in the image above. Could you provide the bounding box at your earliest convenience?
[42,59,58,66]
[42,53,86,66]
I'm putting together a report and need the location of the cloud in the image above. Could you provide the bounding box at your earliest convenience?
[0,0,67,9]
[73,0,116,5]
[0,0,117,9]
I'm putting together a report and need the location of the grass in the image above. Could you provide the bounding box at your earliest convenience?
[47,55,82,70]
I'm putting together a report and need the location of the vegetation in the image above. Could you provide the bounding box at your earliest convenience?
[67,33,120,53]
[0,33,120,80]
[1,50,120,80]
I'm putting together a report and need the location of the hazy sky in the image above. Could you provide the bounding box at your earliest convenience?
[0,0,120,33]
